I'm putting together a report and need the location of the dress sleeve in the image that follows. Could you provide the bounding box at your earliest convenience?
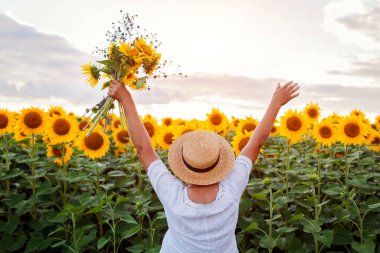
[147,159,184,208]
[222,154,253,200]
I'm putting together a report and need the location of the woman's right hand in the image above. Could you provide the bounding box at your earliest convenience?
[271,81,300,107]
[108,80,130,103]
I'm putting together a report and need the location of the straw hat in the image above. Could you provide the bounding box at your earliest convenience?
[168,130,235,185]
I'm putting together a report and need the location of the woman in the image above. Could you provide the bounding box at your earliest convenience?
[108,80,300,252]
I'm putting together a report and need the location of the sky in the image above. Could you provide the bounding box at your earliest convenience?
[0,0,379,121]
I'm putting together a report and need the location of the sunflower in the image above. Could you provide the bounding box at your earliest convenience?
[375,115,380,130]
[206,108,229,133]
[157,126,176,150]
[13,126,29,146]
[236,117,259,134]
[0,109,16,135]
[114,149,125,158]
[142,114,159,146]
[229,117,240,131]
[81,63,100,87]
[162,117,173,127]
[231,131,252,156]
[45,115,78,144]
[76,128,110,159]
[143,53,161,75]
[112,128,130,148]
[122,72,137,86]
[350,109,366,119]
[337,115,369,145]
[367,130,380,152]
[173,121,197,139]
[279,109,308,144]
[46,143,74,166]
[78,118,92,131]
[270,120,280,137]
[312,119,336,147]
[47,106,66,117]
[16,107,46,136]
[134,38,154,58]
[303,102,320,124]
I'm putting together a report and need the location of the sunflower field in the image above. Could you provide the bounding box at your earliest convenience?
[0,103,379,253]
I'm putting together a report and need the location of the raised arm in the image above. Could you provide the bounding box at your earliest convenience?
[108,80,160,172]
[240,81,300,163]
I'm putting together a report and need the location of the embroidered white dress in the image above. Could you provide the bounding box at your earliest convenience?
[147,155,253,253]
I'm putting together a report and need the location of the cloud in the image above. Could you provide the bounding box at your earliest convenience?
[323,0,380,50]
[322,0,380,83]
[0,13,378,120]
[0,13,101,105]
[133,74,380,116]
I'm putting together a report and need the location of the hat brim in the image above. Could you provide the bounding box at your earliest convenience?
[168,130,235,185]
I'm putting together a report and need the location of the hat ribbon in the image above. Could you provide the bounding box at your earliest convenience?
[181,147,220,173]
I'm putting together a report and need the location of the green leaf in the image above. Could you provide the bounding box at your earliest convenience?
[240,222,258,233]
[322,183,343,196]
[51,240,66,248]
[136,76,147,89]
[25,235,52,253]
[108,170,127,177]
[101,80,111,90]
[316,229,333,247]
[121,224,140,239]
[250,191,267,200]
[276,227,298,234]
[120,212,138,224]
[239,198,252,214]
[117,196,128,203]
[2,215,20,234]
[301,217,321,234]
[126,244,144,253]
[97,237,110,250]
[287,213,304,223]
[8,234,26,251]
[351,238,375,253]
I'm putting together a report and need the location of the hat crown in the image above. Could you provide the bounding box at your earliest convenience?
[182,133,219,170]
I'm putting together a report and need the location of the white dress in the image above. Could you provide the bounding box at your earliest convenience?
[147,154,253,253]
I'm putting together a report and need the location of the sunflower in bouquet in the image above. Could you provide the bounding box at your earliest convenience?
[80,12,179,137]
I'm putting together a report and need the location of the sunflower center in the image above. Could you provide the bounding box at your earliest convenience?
[164,132,174,145]
[372,137,380,145]
[79,121,89,131]
[239,137,250,151]
[286,116,302,131]
[308,109,318,118]
[243,123,256,133]
[53,119,70,135]
[113,119,121,129]
[271,126,277,133]
[164,119,172,126]
[210,114,222,125]
[24,112,42,129]
[144,122,155,137]
[344,123,360,138]
[50,110,61,117]
[0,114,8,129]
[117,130,129,143]
[52,147,65,157]
[319,126,332,138]
[84,132,104,150]
[234,119,240,127]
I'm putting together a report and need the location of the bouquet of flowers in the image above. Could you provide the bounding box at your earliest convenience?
[80,12,175,136]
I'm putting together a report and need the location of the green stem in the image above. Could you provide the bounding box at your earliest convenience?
[284,140,290,210]
[4,134,12,222]
[86,97,114,137]
[344,145,349,184]
[31,133,37,220]
[96,162,100,193]
[269,186,273,253]
[72,213,78,253]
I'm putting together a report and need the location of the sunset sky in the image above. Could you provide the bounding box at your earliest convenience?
[1,0,379,121]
